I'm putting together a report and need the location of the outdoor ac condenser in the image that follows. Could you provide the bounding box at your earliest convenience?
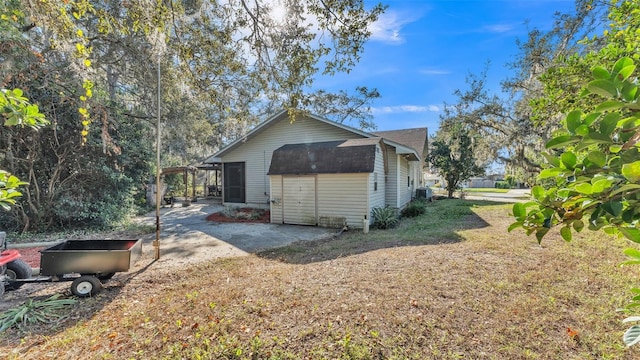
[415,187,433,200]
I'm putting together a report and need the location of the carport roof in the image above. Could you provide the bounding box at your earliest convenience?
[267,138,382,175]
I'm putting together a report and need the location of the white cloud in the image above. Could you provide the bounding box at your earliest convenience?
[420,69,450,75]
[372,105,441,114]
[369,10,419,45]
[483,24,514,33]
[252,3,421,47]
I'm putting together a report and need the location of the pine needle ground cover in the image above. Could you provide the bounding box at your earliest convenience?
[1,199,639,359]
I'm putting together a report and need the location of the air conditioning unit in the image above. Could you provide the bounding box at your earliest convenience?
[415,187,432,200]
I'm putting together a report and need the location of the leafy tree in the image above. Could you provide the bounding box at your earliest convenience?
[0,88,48,211]
[530,0,639,126]
[0,89,47,129]
[441,0,608,182]
[509,57,640,346]
[304,86,381,130]
[428,124,485,198]
[508,1,640,347]
[0,84,154,232]
[0,4,48,213]
[20,0,386,130]
[0,9,154,231]
[0,0,384,231]
[441,68,548,174]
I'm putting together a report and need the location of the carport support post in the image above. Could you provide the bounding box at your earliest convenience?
[192,169,196,200]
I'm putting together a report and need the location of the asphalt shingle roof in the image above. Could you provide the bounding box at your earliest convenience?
[372,128,428,159]
[267,138,382,175]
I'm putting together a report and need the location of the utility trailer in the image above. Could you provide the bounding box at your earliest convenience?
[2,238,142,298]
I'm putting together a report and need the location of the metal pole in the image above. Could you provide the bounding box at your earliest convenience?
[154,56,161,260]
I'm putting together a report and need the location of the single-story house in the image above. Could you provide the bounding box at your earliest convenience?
[204,110,428,228]
[423,172,443,188]
[464,177,496,189]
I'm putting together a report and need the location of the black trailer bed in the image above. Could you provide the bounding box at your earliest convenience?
[39,239,142,276]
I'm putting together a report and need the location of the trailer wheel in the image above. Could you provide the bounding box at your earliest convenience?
[71,276,102,297]
[5,259,32,290]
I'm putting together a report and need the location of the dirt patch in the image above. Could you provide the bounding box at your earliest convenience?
[206,208,270,223]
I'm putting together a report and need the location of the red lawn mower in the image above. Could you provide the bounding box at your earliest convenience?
[0,232,33,298]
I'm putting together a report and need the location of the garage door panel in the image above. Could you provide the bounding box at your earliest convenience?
[283,176,316,225]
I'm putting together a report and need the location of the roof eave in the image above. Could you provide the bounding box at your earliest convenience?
[383,141,421,161]
[205,109,289,162]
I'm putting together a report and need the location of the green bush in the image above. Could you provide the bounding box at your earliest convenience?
[221,207,266,220]
[401,199,427,218]
[221,206,238,218]
[371,206,399,229]
[249,208,267,220]
[504,175,518,187]
[495,181,511,189]
[0,294,77,333]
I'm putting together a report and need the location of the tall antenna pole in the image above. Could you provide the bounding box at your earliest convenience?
[154,55,161,260]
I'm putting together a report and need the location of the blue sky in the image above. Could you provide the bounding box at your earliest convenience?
[314,0,579,134]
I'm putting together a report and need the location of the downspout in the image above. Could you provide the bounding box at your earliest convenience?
[264,151,268,198]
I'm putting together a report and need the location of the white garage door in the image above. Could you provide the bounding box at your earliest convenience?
[283,176,317,225]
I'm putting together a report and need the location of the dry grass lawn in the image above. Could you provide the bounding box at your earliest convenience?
[1,199,640,359]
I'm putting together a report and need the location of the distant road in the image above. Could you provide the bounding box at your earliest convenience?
[463,189,531,203]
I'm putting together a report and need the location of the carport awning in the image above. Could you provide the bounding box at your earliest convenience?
[268,138,381,175]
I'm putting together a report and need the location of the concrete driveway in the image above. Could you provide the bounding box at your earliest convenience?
[0,200,335,309]
[136,199,336,267]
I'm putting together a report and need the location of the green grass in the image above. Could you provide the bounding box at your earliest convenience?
[260,198,505,264]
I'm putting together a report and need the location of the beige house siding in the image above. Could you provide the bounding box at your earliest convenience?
[282,176,317,225]
[269,144,386,229]
[417,162,424,187]
[269,175,283,223]
[384,150,416,209]
[385,149,418,209]
[398,155,412,209]
[211,111,426,228]
[384,148,398,208]
[367,144,387,224]
[270,173,369,228]
[317,173,368,229]
[411,161,422,188]
[220,115,365,207]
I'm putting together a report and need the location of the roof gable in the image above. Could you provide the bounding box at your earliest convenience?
[372,128,428,159]
[204,110,425,163]
[206,110,372,162]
